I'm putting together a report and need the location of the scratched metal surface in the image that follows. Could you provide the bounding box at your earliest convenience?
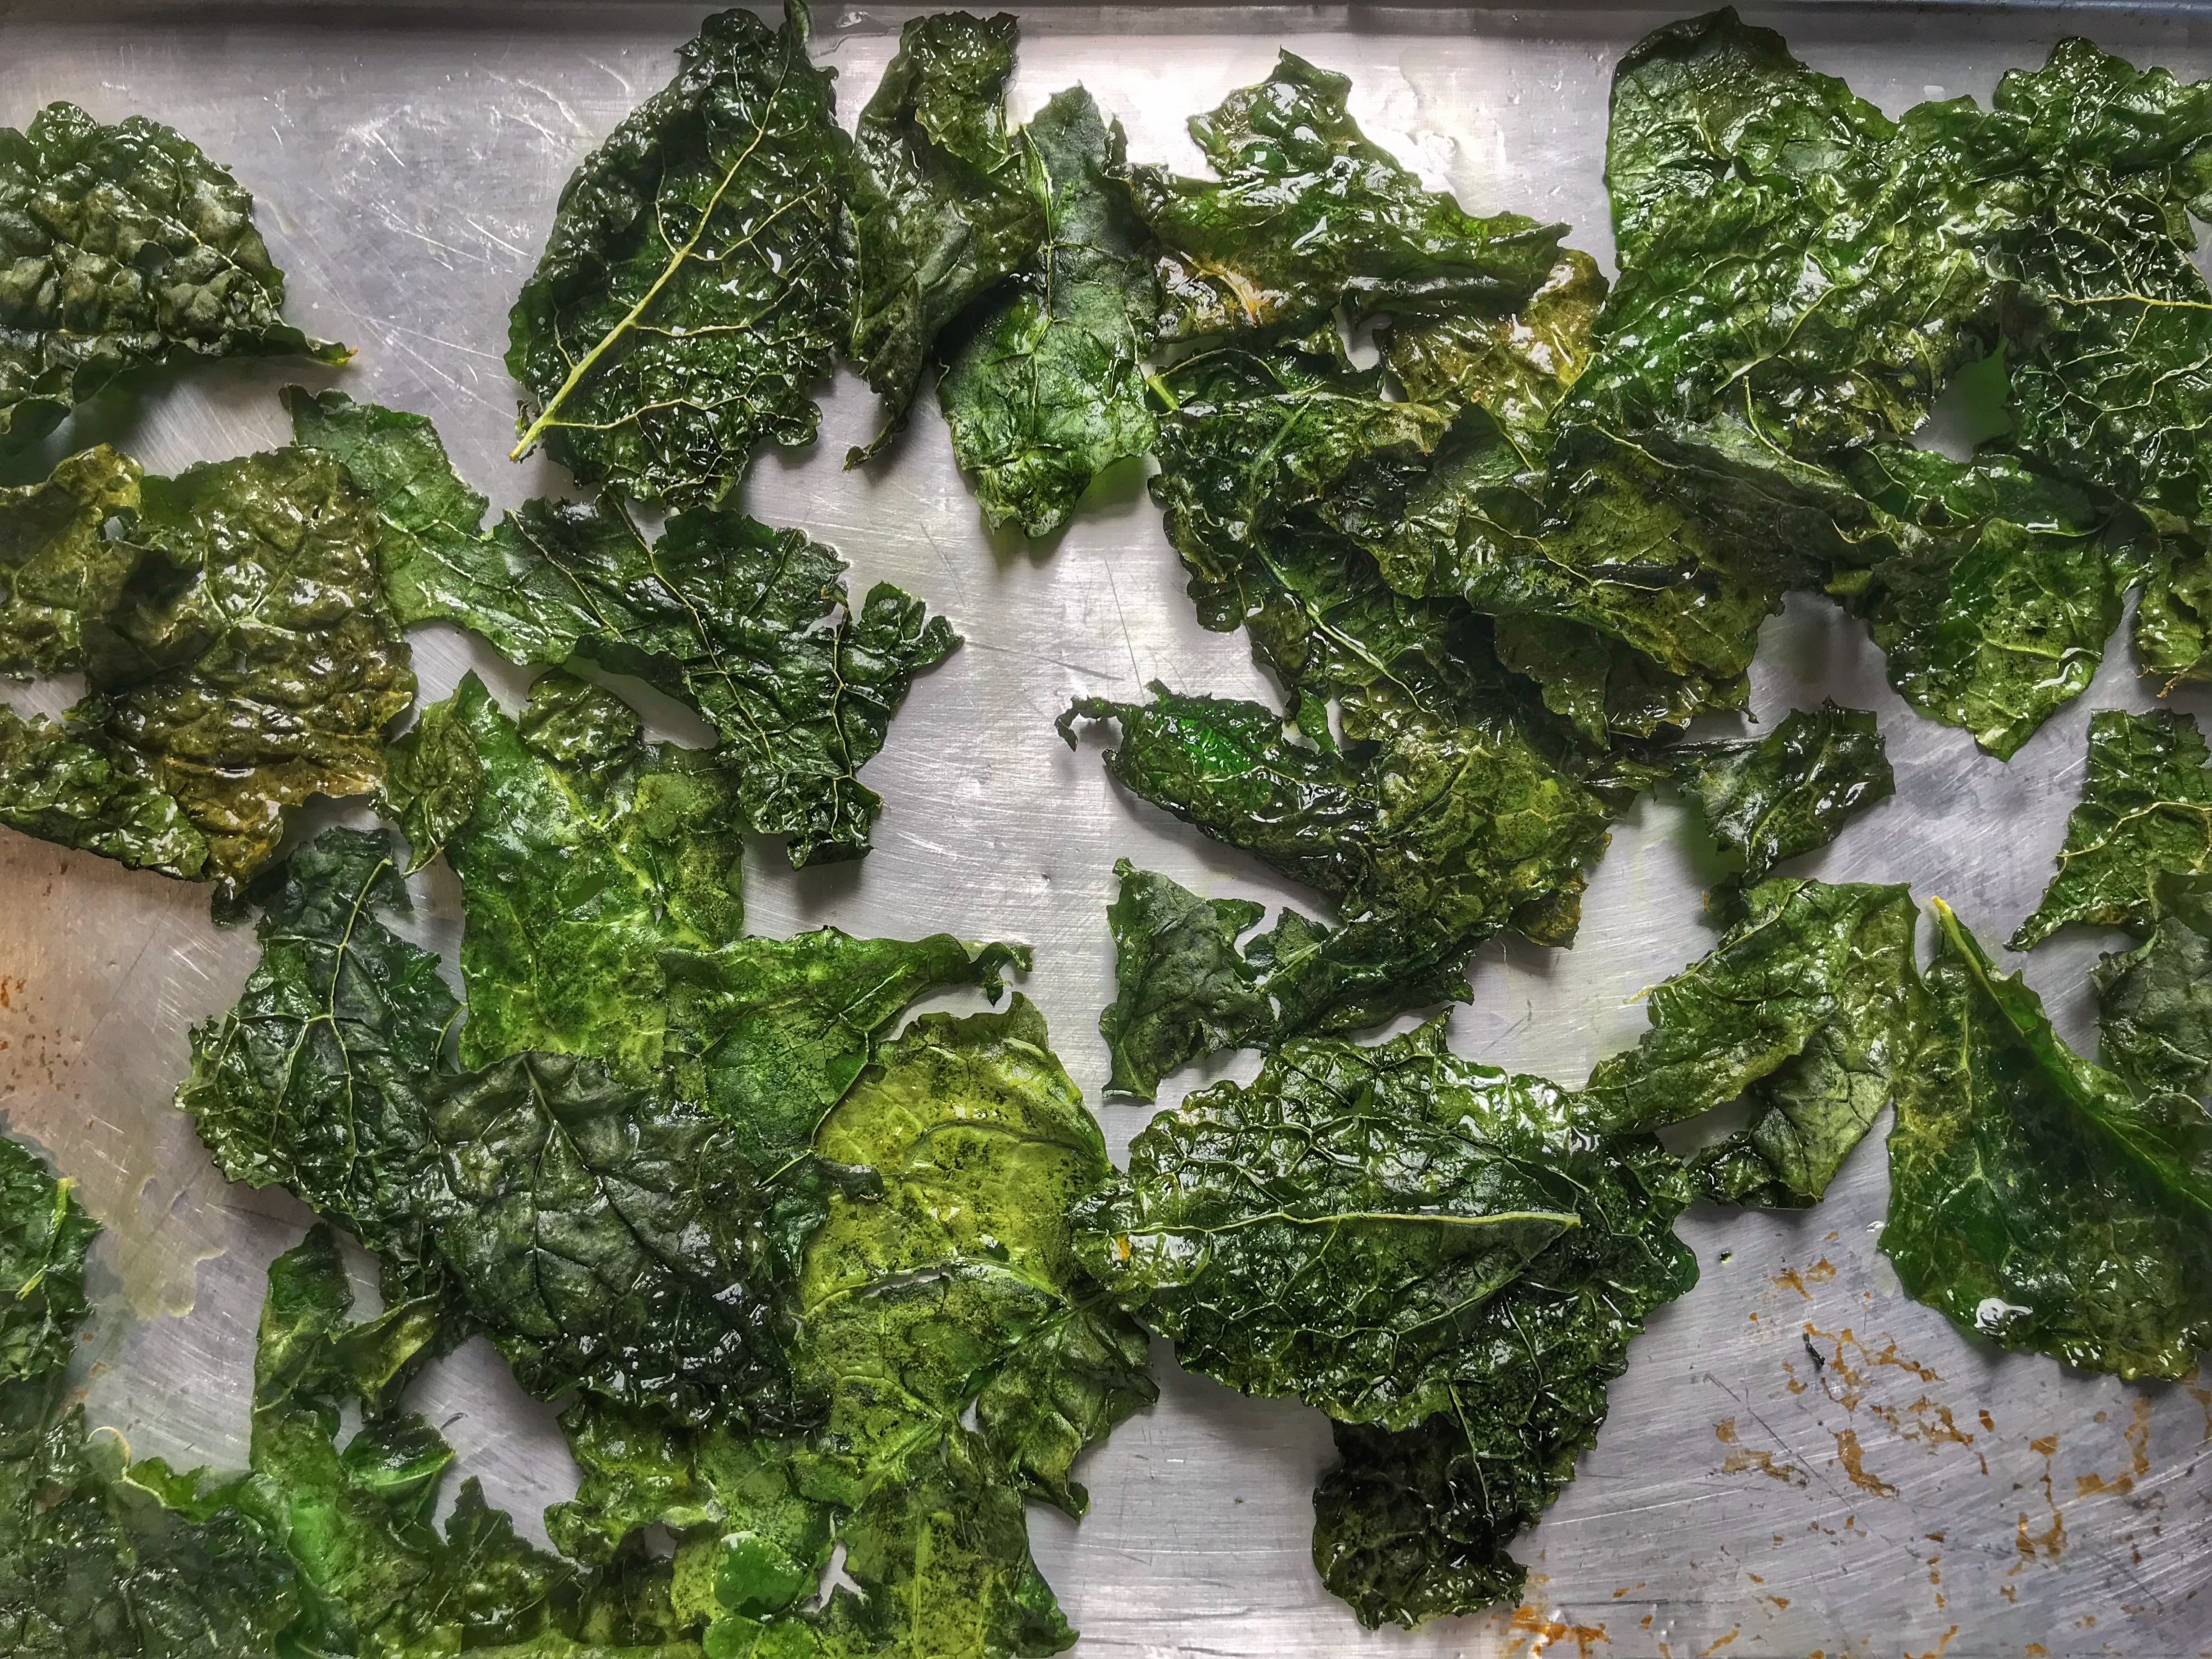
[1,3,2210,1655]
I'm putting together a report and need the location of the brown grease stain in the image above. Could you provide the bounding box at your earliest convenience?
[2010,1437,2067,1567]
[1802,1323,1941,1409]
[1714,1418,1808,1486]
[2075,1394,2155,1497]
[1769,1259,1836,1300]
[1833,1428,1898,1497]
[1906,1627,1960,1659]
[1504,1605,1607,1657]
[1699,1635,1738,1657]
[1610,1583,1644,1599]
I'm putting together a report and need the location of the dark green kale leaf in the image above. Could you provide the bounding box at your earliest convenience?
[178,827,801,1423]
[1129,52,1564,342]
[289,392,958,866]
[1074,1018,1695,1626]
[1830,448,2128,762]
[1062,682,1629,1039]
[1381,249,1607,435]
[0,444,415,893]
[0,1137,95,1385]
[1673,701,1893,883]
[0,445,144,678]
[1587,878,1920,1207]
[505,2,849,509]
[936,86,1156,537]
[374,693,481,875]
[1097,859,1271,1101]
[2095,905,2212,1102]
[0,102,345,458]
[555,1000,1152,1658]
[422,672,746,1077]
[0,701,209,877]
[0,1139,326,1658]
[844,10,1044,455]
[2013,708,2212,947]
[1885,900,2212,1377]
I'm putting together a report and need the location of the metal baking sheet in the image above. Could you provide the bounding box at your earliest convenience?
[3,4,2210,1654]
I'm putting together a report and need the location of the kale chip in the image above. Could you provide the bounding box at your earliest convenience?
[178,828,807,1421]
[291,389,958,866]
[1587,878,1921,1207]
[1884,900,2212,1378]
[1063,682,1631,1042]
[0,443,414,894]
[0,102,344,457]
[548,1000,1152,1658]
[1097,859,1272,1102]
[2095,900,2212,1103]
[506,2,849,509]
[0,1144,695,1657]
[844,10,1044,456]
[1128,52,1564,341]
[936,86,1157,536]
[1074,1018,1695,1625]
[1672,701,1894,883]
[2015,709,2212,947]
[408,671,747,1077]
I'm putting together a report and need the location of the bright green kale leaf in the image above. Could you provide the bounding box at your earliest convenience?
[505,3,849,509]
[1129,52,1564,342]
[178,827,802,1422]
[2013,708,2212,947]
[936,86,1156,537]
[844,10,1043,454]
[421,672,746,1077]
[289,394,959,865]
[1074,1018,1695,1626]
[1673,701,1893,883]
[1830,448,2128,761]
[1063,682,1629,1039]
[0,445,144,678]
[659,928,1029,1166]
[0,445,414,893]
[1587,878,1920,1207]
[555,1000,1152,1658]
[2095,907,2212,1101]
[1097,859,1271,1101]
[1381,249,1606,435]
[0,701,210,877]
[1885,900,2212,1377]
[0,102,345,457]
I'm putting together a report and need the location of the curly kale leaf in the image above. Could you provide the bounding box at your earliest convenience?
[2096,905,2212,1102]
[555,1000,1152,1658]
[0,102,345,457]
[289,393,958,865]
[1831,448,2128,761]
[1673,701,1893,883]
[1587,878,1920,1207]
[1063,683,1628,1039]
[0,444,414,893]
[0,445,145,678]
[505,2,849,509]
[1130,52,1564,342]
[418,672,745,1077]
[1381,249,1606,435]
[2136,534,2212,688]
[936,86,1156,537]
[375,695,481,875]
[1074,1018,1694,1627]
[2014,708,2212,947]
[844,10,1043,453]
[178,827,800,1422]
[0,701,210,877]
[1884,900,2212,1378]
[1098,859,1272,1101]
